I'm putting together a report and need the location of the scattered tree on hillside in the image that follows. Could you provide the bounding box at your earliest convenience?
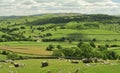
[46,44,54,51]
[89,41,96,48]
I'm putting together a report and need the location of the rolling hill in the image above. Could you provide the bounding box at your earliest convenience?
[0,13,119,42]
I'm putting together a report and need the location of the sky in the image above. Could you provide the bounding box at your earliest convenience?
[0,0,120,16]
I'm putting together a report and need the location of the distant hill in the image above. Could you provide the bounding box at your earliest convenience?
[0,16,21,20]
[0,13,120,42]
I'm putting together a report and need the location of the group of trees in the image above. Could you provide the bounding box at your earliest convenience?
[66,21,100,29]
[0,14,120,42]
[52,42,119,60]
[0,50,26,60]
[42,37,75,42]
[37,24,56,32]
[28,14,120,25]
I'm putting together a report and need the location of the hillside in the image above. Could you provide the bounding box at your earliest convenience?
[0,13,120,42]
[0,14,120,73]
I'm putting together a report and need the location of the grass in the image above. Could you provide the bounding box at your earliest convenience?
[41,28,120,40]
[0,14,120,73]
[0,41,77,47]
[0,54,6,60]
[0,46,52,56]
[0,41,119,55]
[0,41,77,55]
[0,59,120,73]
[109,47,120,56]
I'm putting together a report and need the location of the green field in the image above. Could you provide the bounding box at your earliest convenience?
[0,59,120,73]
[0,14,120,73]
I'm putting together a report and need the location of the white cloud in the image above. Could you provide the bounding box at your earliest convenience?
[0,0,120,16]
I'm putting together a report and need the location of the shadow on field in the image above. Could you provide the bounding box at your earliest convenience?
[68,33,89,41]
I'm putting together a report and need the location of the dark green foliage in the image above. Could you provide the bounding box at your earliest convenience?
[102,50,118,60]
[46,33,52,36]
[68,39,73,43]
[1,50,9,55]
[0,14,119,60]
[37,27,45,31]
[110,44,120,47]
[53,49,62,57]
[46,44,54,51]
[7,53,20,60]
[28,14,119,25]
[72,47,82,57]
[20,26,25,29]
[62,48,75,57]
[89,41,96,48]
[0,14,120,42]
[92,50,102,58]
[77,41,84,48]
[92,38,97,42]
[61,37,66,42]
[56,45,62,49]
[98,45,107,51]
[105,44,109,48]
[60,26,66,29]
[79,44,94,58]
[53,42,118,60]
[1,34,13,41]
[25,19,28,23]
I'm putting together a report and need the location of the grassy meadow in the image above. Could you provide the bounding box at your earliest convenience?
[0,14,120,73]
[0,59,120,73]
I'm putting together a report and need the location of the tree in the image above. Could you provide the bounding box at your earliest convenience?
[103,50,118,60]
[105,44,109,48]
[46,44,54,51]
[57,45,62,49]
[7,53,20,60]
[98,45,107,51]
[72,47,82,57]
[89,41,96,48]
[46,33,52,36]
[20,26,25,29]
[62,48,74,57]
[92,38,96,42]
[79,44,94,58]
[68,39,72,44]
[1,50,9,55]
[25,19,28,23]
[53,49,62,57]
[61,37,66,42]
[77,41,84,48]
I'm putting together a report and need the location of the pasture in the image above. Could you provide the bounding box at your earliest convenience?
[0,14,120,73]
[0,41,120,56]
[0,41,77,55]
[0,59,120,73]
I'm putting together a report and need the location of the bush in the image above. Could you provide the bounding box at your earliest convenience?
[77,41,84,48]
[89,41,96,48]
[7,53,20,60]
[79,44,94,58]
[98,45,107,51]
[1,50,9,55]
[110,44,119,47]
[46,33,52,36]
[105,44,109,48]
[20,26,25,29]
[92,38,96,42]
[57,45,62,49]
[46,45,54,51]
[62,48,75,57]
[102,50,118,60]
[53,49,62,57]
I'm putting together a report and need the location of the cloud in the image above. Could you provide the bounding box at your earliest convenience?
[84,0,109,3]
[0,0,120,16]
